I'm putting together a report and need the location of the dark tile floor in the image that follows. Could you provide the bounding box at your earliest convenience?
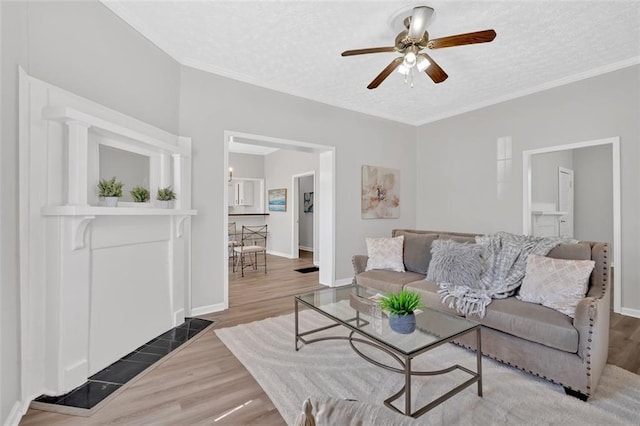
[34,317,213,410]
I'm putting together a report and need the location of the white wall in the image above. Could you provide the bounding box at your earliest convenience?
[573,144,613,246]
[531,150,573,208]
[299,175,314,250]
[416,65,640,312]
[179,66,417,309]
[264,150,318,256]
[1,1,181,423]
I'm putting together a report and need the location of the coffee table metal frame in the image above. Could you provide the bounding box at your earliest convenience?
[294,288,482,418]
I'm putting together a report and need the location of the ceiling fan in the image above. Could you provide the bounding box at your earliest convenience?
[341,6,496,89]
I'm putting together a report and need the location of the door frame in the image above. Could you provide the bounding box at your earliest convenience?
[522,137,621,312]
[557,166,574,238]
[291,171,317,264]
[223,131,336,309]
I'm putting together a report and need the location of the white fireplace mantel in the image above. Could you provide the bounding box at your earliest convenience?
[19,70,197,402]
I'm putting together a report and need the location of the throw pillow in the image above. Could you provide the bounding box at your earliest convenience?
[426,239,486,287]
[365,236,405,272]
[395,231,439,274]
[517,254,595,318]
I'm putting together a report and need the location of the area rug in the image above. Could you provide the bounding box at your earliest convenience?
[294,266,319,274]
[215,309,640,425]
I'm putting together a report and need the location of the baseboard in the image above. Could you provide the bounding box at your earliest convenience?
[173,309,185,326]
[298,246,313,252]
[191,302,226,317]
[620,307,640,319]
[4,400,24,426]
[267,250,293,259]
[333,278,353,287]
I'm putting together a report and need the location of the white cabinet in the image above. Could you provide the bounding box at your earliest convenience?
[231,180,254,206]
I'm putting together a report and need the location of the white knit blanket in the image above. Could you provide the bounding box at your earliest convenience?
[438,232,572,318]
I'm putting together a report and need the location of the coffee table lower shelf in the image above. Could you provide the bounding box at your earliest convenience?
[294,298,482,418]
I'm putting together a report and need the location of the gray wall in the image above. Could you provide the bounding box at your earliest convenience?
[228,152,265,180]
[531,150,573,208]
[1,1,180,422]
[179,65,417,309]
[299,175,314,250]
[573,144,613,245]
[264,150,318,256]
[416,65,640,312]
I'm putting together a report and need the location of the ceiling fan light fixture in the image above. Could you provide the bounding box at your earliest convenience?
[396,63,410,75]
[403,51,417,67]
[416,54,430,72]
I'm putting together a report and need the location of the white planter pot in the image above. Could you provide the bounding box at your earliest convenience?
[104,197,118,207]
[157,200,174,209]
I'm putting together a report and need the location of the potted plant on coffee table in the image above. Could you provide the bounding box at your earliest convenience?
[98,177,124,207]
[379,290,423,334]
[156,186,176,209]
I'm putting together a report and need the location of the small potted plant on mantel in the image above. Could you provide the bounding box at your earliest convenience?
[130,186,150,203]
[156,186,176,209]
[98,177,124,207]
[379,290,423,334]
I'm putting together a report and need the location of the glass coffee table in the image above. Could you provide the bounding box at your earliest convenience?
[295,284,482,418]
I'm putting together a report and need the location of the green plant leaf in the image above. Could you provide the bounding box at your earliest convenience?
[97,176,124,197]
[379,290,423,315]
[157,186,176,201]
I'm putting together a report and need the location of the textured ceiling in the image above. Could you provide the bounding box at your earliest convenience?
[102,1,640,126]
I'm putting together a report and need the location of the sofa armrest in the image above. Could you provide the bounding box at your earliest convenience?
[573,291,610,394]
[352,255,368,275]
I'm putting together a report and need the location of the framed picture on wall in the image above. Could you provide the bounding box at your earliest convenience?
[361,165,400,219]
[303,191,314,213]
[268,188,287,212]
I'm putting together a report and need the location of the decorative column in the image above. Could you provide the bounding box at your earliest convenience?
[65,120,91,206]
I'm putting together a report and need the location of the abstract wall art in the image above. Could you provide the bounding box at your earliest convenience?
[268,188,287,212]
[361,165,400,219]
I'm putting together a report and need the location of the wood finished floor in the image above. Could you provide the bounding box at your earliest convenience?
[21,252,640,425]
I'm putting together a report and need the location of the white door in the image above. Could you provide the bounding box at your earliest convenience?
[558,167,574,238]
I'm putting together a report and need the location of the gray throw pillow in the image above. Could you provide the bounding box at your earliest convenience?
[426,239,486,287]
[396,232,439,274]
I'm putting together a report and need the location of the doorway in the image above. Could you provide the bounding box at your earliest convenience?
[522,137,621,312]
[292,172,317,265]
[223,131,335,309]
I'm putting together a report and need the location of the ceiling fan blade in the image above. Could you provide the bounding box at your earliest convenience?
[341,47,396,56]
[420,53,448,84]
[428,29,496,49]
[367,57,403,89]
[407,6,433,39]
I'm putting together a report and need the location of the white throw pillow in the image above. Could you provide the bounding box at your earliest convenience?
[517,254,595,318]
[365,236,405,272]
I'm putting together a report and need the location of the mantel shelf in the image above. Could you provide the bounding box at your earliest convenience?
[42,206,198,217]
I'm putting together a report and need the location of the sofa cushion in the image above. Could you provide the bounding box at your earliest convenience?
[394,231,439,274]
[426,239,486,287]
[404,280,463,316]
[355,270,425,294]
[517,254,594,318]
[547,242,591,261]
[365,235,405,272]
[473,297,579,353]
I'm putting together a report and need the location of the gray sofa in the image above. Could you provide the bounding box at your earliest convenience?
[352,229,610,400]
